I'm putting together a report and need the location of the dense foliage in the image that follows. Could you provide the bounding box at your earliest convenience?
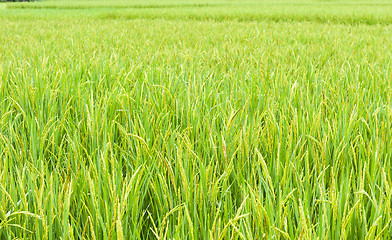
[1,1,392,239]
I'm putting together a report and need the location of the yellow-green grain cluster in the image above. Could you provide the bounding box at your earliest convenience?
[0,0,392,239]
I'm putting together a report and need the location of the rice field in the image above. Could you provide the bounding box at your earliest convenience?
[1,0,392,239]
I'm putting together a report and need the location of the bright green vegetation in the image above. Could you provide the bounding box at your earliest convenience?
[1,0,392,239]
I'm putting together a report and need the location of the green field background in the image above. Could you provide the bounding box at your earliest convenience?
[0,0,392,239]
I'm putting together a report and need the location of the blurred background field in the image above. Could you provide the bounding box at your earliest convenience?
[3,0,392,25]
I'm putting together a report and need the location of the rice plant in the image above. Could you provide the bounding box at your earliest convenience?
[0,0,392,239]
